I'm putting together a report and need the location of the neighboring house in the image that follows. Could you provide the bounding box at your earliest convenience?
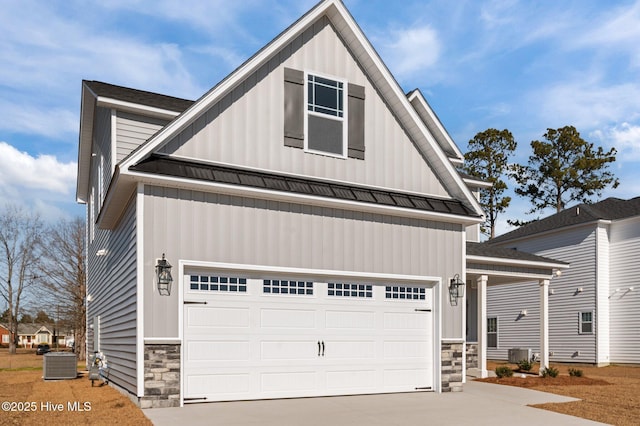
[486,197,640,365]
[0,324,9,347]
[16,324,53,348]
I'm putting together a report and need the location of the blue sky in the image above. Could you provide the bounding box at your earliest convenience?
[1,0,639,235]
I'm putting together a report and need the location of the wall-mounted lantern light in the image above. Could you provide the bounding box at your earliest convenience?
[449,274,465,306]
[156,254,173,296]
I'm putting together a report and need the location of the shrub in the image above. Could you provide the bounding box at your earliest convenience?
[568,368,583,377]
[495,366,513,378]
[517,359,533,372]
[541,367,559,378]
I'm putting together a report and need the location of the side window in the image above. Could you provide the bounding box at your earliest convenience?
[284,68,364,159]
[487,317,498,348]
[579,311,593,334]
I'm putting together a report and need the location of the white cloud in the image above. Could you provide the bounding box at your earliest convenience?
[0,141,76,195]
[530,79,640,130]
[378,26,441,79]
[593,122,640,162]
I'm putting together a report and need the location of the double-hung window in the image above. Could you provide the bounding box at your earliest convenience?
[579,311,593,334]
[306,73,347,157]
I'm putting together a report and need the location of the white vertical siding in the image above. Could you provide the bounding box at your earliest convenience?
[489,225,598,363]
[115,112,168,163]
[87,199,138,394]
[595,224,610,364]
[609,216,640,363]
[142,186,465,339]
[159,17,449,198]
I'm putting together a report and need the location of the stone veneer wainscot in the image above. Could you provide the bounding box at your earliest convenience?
[441,341,463,392]
[140,344,181,408]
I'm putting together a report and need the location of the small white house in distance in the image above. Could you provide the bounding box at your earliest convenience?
[486,197,640,365]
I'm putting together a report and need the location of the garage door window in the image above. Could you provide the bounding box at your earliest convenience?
[385,285,426,300]
[263,279,313,295]
[190,275,247,292]
[328,283,373,298]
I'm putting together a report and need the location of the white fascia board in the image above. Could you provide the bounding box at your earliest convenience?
[180,259,441,285]
[463,177,492,189]
[407,89,465,162]
[466,254,569,270]
[126,170,483,226]
[466,268,553,281]
[77,86,97,204]
[96,97,181,120]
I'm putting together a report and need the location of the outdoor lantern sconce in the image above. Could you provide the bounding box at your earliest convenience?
[156,254,173,296]
[449,274,465,306]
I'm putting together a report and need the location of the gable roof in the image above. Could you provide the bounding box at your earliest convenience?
[83,0,484,227]
[407,89,464,164]
[84,80,194,113]
[467,241,568,266]
[490,197,640,244]
[132,154,477,218]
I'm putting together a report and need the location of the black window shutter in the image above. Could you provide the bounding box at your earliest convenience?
[348,83,365,159]
[284,68,304,149]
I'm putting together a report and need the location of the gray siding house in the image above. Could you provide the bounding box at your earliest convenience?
[76,0,490,408]
[486,197,640,365]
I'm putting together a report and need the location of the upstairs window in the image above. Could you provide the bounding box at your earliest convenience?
[284,68,364,159]
[306,73,347,157]
[579,311,593,334]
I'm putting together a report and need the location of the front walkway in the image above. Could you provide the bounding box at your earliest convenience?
[144,381,605,426]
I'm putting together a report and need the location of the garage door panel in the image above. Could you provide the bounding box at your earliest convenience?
[187,340,250,361]
[383,312,430,330]
[186,306,250,328]
[383,368,431,388]
[186,373,250,396]
[324,340,375,359]
[325,310,375,329]
[383,341,430,359]
[326,369,376,390]
[260,308,316,328]
[261,340,318,360]
[260,371,317,392]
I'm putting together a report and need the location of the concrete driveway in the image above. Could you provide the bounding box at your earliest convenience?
[144,381,607,426]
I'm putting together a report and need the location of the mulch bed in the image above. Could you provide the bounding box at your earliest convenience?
[476,375,611,388]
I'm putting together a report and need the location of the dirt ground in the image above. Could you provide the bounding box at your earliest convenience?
[0,349,151,426]
[480,361,640,426]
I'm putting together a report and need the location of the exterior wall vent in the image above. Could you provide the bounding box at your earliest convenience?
[43,353,78,380]
[508,348,532,363]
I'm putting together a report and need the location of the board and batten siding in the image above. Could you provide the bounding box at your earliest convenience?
[116,111,169,163]
[609,216,640,364]
[142,185,464,339]
[87,199,138,394]
[92,107,112,213]
[159,16,449,199]
[489,225,598,363]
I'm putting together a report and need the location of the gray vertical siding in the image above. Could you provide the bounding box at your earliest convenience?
[142,186,465,339]
[159,16,449,198]
[609,217,640,363]
[116,112,168,163]
[489,225,598,363]
[87,199,138,394]
[92,107,112,212]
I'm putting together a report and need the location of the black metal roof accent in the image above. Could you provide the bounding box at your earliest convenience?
[490,197,640,244]
[84,80,194,113]
[130,155,478,218]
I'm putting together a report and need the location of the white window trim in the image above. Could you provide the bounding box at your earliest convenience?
[487,316,498,348]
[579,310,594,335]
[304,70,348,159]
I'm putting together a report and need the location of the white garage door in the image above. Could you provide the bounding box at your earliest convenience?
[183,273,434,403]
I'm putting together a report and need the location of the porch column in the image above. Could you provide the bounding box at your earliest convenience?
[539,279,550,374]
[477,275,488,378]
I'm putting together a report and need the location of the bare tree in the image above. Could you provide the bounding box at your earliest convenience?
[38,217,87,360]
[0,205,43,354]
